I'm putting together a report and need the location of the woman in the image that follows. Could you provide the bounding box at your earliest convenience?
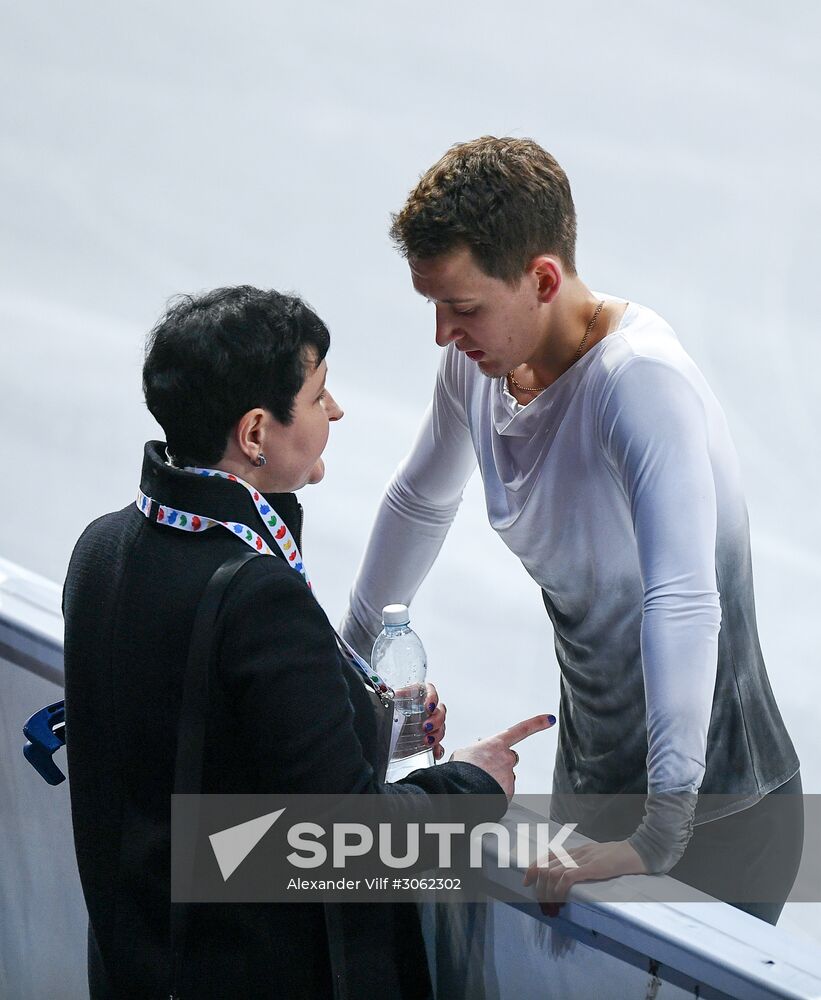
[63,285,551,999]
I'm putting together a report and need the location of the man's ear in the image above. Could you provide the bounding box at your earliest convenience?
[527,256,563,304]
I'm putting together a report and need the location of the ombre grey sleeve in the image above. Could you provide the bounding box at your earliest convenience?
[598,358,721,872]
[340,352,477,660]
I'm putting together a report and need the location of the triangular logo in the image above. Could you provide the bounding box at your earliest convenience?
[209,807,286,881]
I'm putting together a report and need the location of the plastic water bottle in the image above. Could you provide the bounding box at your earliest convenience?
[371,604,434,781]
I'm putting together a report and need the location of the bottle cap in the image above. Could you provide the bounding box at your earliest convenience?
[382,603,410,626]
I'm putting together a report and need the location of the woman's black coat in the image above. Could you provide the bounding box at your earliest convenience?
[63,442,503,999]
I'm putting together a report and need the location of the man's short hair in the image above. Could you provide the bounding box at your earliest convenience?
[143,285,330,467]
[390,136,577,283]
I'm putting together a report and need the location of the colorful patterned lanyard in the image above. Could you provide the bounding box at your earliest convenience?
[137,468,309,586]
[136,467,391,694]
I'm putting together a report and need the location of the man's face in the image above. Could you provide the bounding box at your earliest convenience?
[409,246,545,378]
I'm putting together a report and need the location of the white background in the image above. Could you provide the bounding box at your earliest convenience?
[1,1,819,943]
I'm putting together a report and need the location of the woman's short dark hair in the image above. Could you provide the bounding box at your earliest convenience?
[143,285,330,466]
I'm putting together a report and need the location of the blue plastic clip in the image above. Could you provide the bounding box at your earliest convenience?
[23,700,66,785]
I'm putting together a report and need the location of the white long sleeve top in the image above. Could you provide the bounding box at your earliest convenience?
[342,298,798,871]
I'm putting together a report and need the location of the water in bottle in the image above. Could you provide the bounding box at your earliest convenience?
[371,604,434,781]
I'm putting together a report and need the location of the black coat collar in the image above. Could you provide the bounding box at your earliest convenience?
[140,441,304,547]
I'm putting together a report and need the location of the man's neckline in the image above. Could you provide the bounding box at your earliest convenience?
[501,297,635,412]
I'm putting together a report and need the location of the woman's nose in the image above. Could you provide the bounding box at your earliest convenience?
[326,392,343,422]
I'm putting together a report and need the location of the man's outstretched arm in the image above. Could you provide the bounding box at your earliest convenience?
[340,350,477,658]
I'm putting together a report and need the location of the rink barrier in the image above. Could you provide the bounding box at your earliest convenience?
[2,555,821,1000]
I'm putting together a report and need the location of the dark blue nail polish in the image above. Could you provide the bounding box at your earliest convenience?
[548,714,556,726]
[426,735,435,744]
[424,722,433,732]
[428,702,436,713]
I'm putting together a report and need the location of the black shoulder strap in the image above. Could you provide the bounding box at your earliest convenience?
[169,549,261,998]
[173,549,260,795]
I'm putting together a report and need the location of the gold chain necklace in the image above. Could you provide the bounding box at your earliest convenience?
[507,299,605,394]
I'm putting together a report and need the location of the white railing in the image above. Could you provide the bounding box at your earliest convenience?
[2,555,820,1000]
[0,557,85,999]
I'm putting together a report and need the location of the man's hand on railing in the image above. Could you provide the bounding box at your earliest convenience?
[523,839,648,916]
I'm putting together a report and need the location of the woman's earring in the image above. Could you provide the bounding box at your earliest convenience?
[253,453,267,468]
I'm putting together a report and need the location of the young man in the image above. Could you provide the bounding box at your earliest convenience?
[341,137,801,919]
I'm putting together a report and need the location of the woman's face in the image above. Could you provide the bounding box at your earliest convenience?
[260,357,343,491]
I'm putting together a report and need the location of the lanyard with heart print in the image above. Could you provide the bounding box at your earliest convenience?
[136,466,391,694]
